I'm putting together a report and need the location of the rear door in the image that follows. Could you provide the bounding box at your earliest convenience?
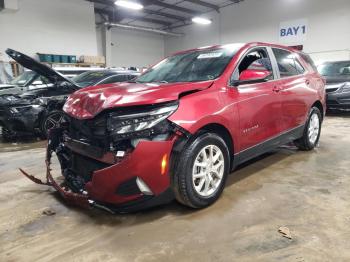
[271,48,310,131]
[232,47,283,151]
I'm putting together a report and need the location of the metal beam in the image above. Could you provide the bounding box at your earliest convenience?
[142,0,199,15]
[104,22,183,36]
[183,0,220,12]
[95,7,172,27]
[142,9,188,21]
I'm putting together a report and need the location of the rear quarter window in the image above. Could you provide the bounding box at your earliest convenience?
[300,53,318,72]
[272,48,305,78]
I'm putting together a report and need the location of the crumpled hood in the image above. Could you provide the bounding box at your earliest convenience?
[64,81,214,119]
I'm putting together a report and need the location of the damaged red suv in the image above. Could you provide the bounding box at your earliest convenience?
[22,42,325,212]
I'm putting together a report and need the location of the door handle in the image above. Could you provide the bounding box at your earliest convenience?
[272,86,281,93]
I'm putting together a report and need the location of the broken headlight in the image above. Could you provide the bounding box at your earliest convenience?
[107,102,178,135]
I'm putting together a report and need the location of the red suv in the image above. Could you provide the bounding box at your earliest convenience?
[22,42,325,212]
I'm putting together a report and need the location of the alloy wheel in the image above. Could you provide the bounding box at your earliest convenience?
[44,112,66,131]
[192,145,225,197]
[308,113,320,145]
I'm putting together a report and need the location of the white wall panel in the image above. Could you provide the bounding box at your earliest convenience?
[109,28,165,68]
[0,0,97,58]
[165,0,350,63]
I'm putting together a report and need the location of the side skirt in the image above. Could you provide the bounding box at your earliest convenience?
[233,124,305,168]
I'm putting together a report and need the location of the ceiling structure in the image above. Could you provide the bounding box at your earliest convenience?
[87,0,244,31]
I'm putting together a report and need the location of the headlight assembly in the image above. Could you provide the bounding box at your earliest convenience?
[341,82,350,93]
[107,102,178,135]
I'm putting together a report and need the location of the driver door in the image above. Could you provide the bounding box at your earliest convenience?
[232,47,283,153]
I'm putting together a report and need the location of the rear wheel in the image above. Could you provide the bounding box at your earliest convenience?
[172,133,230,208]
[294,107,322,151]
[40,110,67,138]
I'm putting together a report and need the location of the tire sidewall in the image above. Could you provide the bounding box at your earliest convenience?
[305,107,322,148]
[181,133,230,207]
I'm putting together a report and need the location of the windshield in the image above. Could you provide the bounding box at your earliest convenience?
[136,45,242,83]
[10,71,37,86]
[72,71,113,88]
[318,61,350,77]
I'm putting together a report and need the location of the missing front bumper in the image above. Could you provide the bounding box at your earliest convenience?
[19,127,179,213]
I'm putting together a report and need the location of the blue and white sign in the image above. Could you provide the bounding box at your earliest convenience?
[279,18,308,44]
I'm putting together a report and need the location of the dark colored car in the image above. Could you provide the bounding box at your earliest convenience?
[21,42,325,213]
[0,67,95,96]
[0,49,139,139]
[0,70,52,96]
[318,60,350,111]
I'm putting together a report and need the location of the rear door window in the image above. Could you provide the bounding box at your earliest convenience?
[300,53,318,72]
[272,48,305,78]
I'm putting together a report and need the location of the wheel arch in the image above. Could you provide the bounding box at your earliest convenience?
[195,123,235,170]
[312,100,324,121]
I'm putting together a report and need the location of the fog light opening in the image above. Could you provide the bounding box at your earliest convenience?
[136,177,153,195]
[161,154,168,175]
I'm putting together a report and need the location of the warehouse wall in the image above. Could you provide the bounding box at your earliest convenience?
[0,0,97,60]
[165,0,350,63]
[96,26,165,68]
[110,28,165,68]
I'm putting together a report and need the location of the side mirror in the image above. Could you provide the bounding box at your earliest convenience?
[232,69,272,86]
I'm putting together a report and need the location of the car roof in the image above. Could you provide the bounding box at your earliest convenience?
[171,42,302,56]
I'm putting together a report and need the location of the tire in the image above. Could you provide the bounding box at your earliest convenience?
[40,110,67,138]
[172,132,230,208]
[0,127,13,141]
[294,107,322,151]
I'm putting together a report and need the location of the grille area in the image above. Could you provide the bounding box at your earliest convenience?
[68,115,109,148]
[70,152,110,182]
[325,83,344,94]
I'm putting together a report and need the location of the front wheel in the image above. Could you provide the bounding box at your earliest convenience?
[294,107,322,151]
[40,110,67,138]
[172,133,230,208]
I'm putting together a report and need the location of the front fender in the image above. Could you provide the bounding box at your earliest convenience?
[168,87,239,148]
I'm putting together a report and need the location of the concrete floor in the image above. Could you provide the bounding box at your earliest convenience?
[1,115,350,261]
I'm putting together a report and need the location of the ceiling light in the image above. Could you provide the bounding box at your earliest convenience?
[192,17,212,25]
[115,0,143,10]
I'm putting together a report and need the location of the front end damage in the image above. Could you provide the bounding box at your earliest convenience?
[20,104,190,213]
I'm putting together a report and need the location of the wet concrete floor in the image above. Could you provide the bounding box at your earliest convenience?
[0,115,350,261]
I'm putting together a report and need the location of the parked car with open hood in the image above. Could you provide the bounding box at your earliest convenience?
[0,66,98,96]
[0,49,139,139]
[20,42,325,213]
[318,60,350,111]
[0,70,52,96]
